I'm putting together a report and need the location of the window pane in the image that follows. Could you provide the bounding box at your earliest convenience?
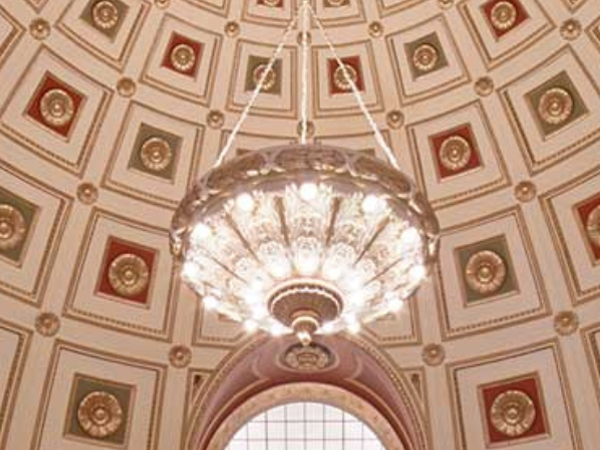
[225,402,388,450]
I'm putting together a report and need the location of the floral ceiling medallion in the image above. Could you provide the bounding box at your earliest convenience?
[171,0,439,345]
[490,390,536,437]
[77,391,124,438]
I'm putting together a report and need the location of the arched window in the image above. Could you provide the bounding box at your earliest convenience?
[225,401,387,450]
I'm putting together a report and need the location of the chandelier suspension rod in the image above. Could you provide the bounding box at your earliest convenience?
[299,0,310,145]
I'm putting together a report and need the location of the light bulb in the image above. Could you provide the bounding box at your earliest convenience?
[321,322,335,334]
[362,194,385,214]
[347,318,361,334]
[389,297,404,312]
[252,306,268,320]
[191,223,212,243]
[296,253,320,276]
[401,227,421,245]
[270,323,286,336]
[299,182,318,201]
[203,295,219,310]
[235,192,255,212]
[182,261,200,281]
[244,320,258,333]
[244,289,262,305]
[269,260,291,279]
[409,264,427,284]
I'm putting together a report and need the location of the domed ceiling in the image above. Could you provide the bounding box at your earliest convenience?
[0,0,599,448]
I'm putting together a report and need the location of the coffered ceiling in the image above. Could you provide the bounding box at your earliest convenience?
[0,0,600,449]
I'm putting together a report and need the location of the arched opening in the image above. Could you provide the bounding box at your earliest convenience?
[185,336,428,450]
[215,384,404,450]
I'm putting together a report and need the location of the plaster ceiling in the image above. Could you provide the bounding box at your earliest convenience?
[0,0,600,449]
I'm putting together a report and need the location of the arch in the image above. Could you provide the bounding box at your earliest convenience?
[210,383,405,450]
[185,336,429,450]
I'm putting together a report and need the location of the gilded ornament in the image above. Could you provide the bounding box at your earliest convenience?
[207,110,224,129]
[170,43,196,73]
[262,0,281,6]
[514,181,536,203]
[490,1,518,31]
[537,87,574,126]
[297,120,315,138]
[0,204,27,251]
[140,137,173,172]
[490,390,536,437]
[91,0,120,31]
[39,89,75,127]
[326,0,347,6]
[474,77,494,96]
[35,312,60,337]
[283,343,333,372]
[117,77,136,97]
[108,253,150,297]
[333,64,358,92]
[368,22,384,38]
[422,343,445,366]
[253,63,277,92]
[77,182,99,205]
[169,345,192,368]
[154,0,170,8]
[386,110,404,129]
[412,44,439,73]
[554,310,579,336]
[77,391,124,438]
[438,0,454,9]
[586,205,600,248]
[464,250,507,295]
[560,19,581,41]
[297,31,311,46]
[439,135,472,172]
[29,18,50,40]
[225,21,240,37]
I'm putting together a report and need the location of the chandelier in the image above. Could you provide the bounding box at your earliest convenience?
[171,1,439,346]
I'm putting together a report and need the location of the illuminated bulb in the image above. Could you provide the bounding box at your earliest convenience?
[244,320,258,333]
[203,295,219,310]
[362,194,385,214]
[244,290,262,305]
[321,322,335,334]
[389,297,404,312]
[269,260,291,279]
[348,291,365,305]
[401,227,421,245]
[347,318,361,334]
[299,182,318,201]
[191,223,212,244]
[182,261,200,281]
[235,192,255,212]
[270,323,286,336]
[322,263,342,281]
[346,273,364,292]
[296,253,320,276]
[252,306,268,320]
[409,264,427,284]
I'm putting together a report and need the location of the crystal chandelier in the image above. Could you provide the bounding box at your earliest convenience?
[171,1,439,346]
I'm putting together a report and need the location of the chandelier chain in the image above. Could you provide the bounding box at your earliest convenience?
[305,3,400,169]
[215,13,300,167]
[214,1,401,170]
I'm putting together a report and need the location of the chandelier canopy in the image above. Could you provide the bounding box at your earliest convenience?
[171,145,439,345]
